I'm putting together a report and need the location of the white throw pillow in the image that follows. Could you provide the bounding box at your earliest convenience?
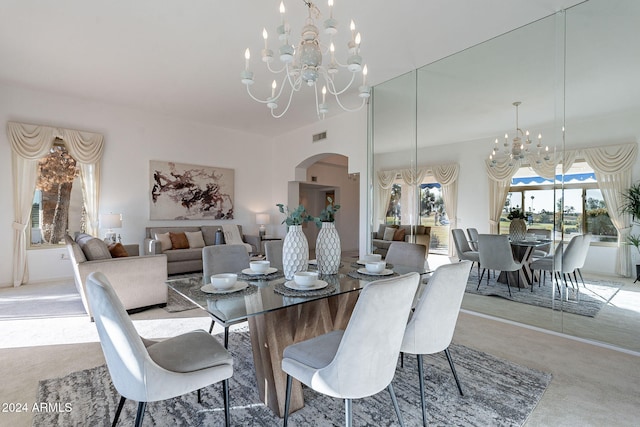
[185,231,205,248]
[383,227,396,241]
[155,232,173,252]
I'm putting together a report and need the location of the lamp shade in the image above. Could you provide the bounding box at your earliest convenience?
[256,213,270,225]
[100,213,122,229]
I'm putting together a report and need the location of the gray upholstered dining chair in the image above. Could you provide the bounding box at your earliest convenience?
[281,272,420,427]
[385,241,427,270]
[264,239,284,270]
[466,228,480,251]
[573,233,592,286]
[452,228,480,272]
[86,272,233,427]
[527,228,552,258]
[530,234,585,298]
[400,261,471,427]
[202,244,251,343]
[477,234,523,296]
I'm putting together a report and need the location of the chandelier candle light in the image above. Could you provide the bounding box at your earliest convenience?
[489,101,549,167]
[241,0,370,119]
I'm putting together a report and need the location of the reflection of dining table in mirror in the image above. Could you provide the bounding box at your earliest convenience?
[498,240,552,289]
[167,259,431,418]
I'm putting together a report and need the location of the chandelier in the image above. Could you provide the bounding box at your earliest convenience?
[240,0,370,119]
[489,101,548,167]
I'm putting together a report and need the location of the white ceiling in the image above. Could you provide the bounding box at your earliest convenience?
[0,0,587,137]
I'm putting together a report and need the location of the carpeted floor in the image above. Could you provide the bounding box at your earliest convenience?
[33,328,552,426]
[466,268,621,317]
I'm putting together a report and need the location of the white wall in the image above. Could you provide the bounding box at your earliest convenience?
[0,83,273,286]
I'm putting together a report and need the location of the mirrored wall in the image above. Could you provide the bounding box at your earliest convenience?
[369,0,640,352]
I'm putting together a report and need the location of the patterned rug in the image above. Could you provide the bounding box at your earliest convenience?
[33,329,552,426]
[466,268,622,317]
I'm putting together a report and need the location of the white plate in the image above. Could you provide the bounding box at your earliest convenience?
[201,281,249,294]
[357,268,394,276]
[241,267,278,276]
[284,280,328,291]
[308,259,318,266]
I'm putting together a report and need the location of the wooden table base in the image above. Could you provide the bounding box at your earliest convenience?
[247,292,358,417]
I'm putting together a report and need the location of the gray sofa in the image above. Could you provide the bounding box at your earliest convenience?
[372,224,431,258]
[144,225,260,275]
[65,234,168,318]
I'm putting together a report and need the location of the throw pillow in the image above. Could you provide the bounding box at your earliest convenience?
[393,228,406,241]
[185,231,205,248]
[108,242,129,258]
[383,227,396,241]
[155,232,173,252]
[80,237,112,260]
[169,232,190,249]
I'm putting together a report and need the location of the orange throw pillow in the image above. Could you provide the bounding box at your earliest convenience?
[169,232,190,249]
[108,242,129,258]
[393,228,406,241]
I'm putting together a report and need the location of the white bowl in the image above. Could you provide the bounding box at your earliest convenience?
[363,253,382,262]
[293,271,319,287]
[250,260,271,273]
[211,273,238,290]
[365,261,386,274]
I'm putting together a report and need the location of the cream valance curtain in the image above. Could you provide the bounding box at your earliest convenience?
[375,163,460,255]
[7,121,104,286]
[485,142,637,276]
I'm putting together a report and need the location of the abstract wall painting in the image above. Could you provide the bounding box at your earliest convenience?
[150,160,234,220]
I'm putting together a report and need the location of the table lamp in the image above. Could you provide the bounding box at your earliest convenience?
[256,213,270,238]
[100,213,122,243]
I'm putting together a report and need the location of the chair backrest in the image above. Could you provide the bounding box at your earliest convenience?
[202,244,250,284]
[385,242,426,270]
[401,261,471,355]
[85,272,151,402]
[321,272,420,398]
[451,228,472,256]
[264,240,284,270]
[477,234,520,271]
[560,234,584,273]
[575,233,592,269]
[466,228,479,251]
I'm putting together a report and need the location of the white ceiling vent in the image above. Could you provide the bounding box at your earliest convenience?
[312,131,327,143]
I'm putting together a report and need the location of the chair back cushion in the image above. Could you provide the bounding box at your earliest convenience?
[478,234,520,271]
[264,240,284,270]
[561,234,585,273]
[466,228,479,251]
[385,242,426,270]
[401,261,471,354]
[76,233,112,260]
[451,228,472,255]
[321,272,420,398]
[202,244,250,284]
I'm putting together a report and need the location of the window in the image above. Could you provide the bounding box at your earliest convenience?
[504,162,617,243]
[30,143,85,247]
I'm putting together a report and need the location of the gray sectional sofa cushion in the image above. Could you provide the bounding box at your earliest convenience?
[372,224,431,258]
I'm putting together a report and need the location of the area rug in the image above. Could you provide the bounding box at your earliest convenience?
[466,268,622,317]
[164,274,202,313]
[0,281,86,320]
[33,329,552,426]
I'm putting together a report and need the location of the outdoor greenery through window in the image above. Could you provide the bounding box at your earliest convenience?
[502,162,616,244]
[30,143,86,247]
[385,178,450,254]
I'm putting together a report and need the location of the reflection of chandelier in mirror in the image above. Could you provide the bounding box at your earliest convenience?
[241,0,370,119]
[489,101,549,167]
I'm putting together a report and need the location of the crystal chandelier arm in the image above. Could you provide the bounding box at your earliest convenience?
[331,91,367,112]
[245,85,274,104]
[266,61,288,74]
[270,85,297,118]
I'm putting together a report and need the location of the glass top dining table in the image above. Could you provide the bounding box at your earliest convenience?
[166,258,431,327]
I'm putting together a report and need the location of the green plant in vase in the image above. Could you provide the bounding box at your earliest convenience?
[312,197,341,228]
[621,182,640,278]
[507,208,526,220]
[276,204,313,227]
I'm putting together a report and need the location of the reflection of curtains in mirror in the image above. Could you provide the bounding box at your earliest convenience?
[433,164,460,256]
[7,121,104,286]
[400,168,428,227]
[485,142,637,276]
[375,170,397,226]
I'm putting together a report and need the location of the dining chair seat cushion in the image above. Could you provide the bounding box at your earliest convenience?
[284,330,343,372]
[530,256,553,271]
[147,330,233,373]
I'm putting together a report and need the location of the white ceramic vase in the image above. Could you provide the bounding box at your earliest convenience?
[316,222,341,275]
[282,225,309,280]
[509,218,527,242]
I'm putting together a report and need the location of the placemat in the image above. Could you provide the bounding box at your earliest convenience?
[183,281,260,300]
[273,282,338,297]
[349,261,394,269]
[347,269,399,280]
[237,270,284,281]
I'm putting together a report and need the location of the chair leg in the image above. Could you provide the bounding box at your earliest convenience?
[283,374,292,427]
[224,326,230,349]
[112,396,126,427]
[400,351,404,368]
[576,268,585,287]
[444,348,464,396]
[134,402,146,427]
[388,382,404,427]
[345,398,353,427]
[222,378,230,427]
[417,354,427,427]
[197,388,202,404]
[208,319,215,334]
[504,272,513,297]
[477,268,487,290]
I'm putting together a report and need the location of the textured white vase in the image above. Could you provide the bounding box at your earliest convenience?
[316,222,341,275]
[282,225,309,280]
[509,218,527,242]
